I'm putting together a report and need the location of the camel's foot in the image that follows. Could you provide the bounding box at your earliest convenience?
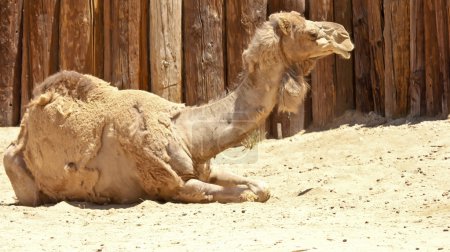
[3,144,41,206]
[174,178,270,203]
[208,168,270,202]
[246,180,270,202]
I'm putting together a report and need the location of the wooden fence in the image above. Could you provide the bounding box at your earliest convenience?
[1,0,449,138]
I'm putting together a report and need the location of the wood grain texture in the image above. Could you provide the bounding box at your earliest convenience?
[149,0,182,102]
[268,0,308,137]
[366,0,385,115]
[93,0,104,78]
[226,0,267,90]
[352,0,374,113]
[0,0,22,126]
[59,0,94,73]
[183,0,225,106]
[21,0,59,117]
[409,0,426,117]
[104,0,149,90]
[268,0,305,14]
[309,0,336,127]
[434,0,449,116]
[384,0,410,118]
[447,1,450,115]
[424,0,442,116]
[139,0,149,91]
[334,0,354,117]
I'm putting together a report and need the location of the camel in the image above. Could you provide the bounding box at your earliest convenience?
[3,11,353,206]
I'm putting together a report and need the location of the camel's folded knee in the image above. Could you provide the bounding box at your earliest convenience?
[3,144,41,206]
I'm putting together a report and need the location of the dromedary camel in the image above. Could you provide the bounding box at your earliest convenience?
[4,12,353,206]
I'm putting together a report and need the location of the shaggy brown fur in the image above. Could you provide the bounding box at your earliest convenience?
[12,72,185,204]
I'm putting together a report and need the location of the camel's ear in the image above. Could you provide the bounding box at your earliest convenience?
[278,17,292,36]
[270,13,292,36]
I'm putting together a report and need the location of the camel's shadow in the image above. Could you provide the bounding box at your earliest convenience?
[1,199,169,210]
[302,110,448,133]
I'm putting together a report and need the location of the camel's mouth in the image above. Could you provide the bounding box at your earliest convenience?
[334,48,352,59]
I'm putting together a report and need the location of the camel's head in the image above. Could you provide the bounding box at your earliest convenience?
[271,11,354,62]
[242,11,354,114]
[273,12,354,114]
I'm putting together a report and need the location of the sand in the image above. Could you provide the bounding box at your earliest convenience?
[0,115,449,251]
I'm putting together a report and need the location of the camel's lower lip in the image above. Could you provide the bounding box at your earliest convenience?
[338,51,351,59]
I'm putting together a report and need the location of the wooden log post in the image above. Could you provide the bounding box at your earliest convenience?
[0,0,22,126]
[267,0,309,138]
[352,0,374,113]
[434,0,450,116]
[309,0,336,127]
[367,0,385,116]
[183,0,225,106]
[149,0,182,102]
[447,1,450,116]
[424,0,442,116]
[104,0,149,90]
[334,0,354,117]
[409,0,426,117]
[384,0,410,118]
[268,0,305,15]
[20,0,60,117]
[59,1,94,74]
[226,0,267,90]
[92,0,104,79]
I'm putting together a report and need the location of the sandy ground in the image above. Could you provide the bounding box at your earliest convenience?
[0,113,449,251]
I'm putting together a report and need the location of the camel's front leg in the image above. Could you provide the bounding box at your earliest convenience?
[174,179,269,203]
[208,167,270,202]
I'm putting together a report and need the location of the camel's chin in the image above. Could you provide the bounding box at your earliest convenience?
[337,51,352,59]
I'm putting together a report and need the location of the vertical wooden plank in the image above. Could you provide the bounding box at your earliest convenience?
[447,1,450,115]
[226,0,267,90]
[21,0,59,116]
[268,0,308,137]
[0,0,22,126]
[309,0,335,127]
[352,0,374,113]
[367,0,385,115]
[268,0,305,14]
[183,0,225,106]
[424,0,442,116]
[104,0,149,90]
[384,0,410,118]
[59,0,94,73]
[434,0,450,116]
[103,0,112,82]
[334,0,354,117]
[93,0,104,78]
[139,0,149,91]
[409,0,426,117]
[149,0,182,102]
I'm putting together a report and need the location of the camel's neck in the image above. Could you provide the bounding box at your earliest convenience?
[174,64,285,162]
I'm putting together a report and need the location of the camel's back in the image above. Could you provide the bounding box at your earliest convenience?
[20,71,184,201]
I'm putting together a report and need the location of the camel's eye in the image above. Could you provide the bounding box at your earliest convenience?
[305,30,317,40]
